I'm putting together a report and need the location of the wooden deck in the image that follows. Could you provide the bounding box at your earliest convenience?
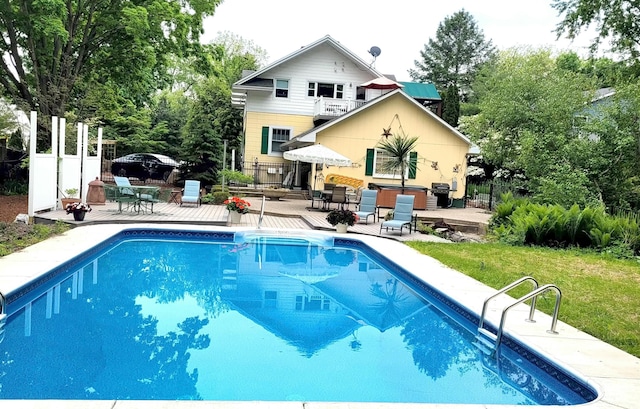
[34,197,491,240]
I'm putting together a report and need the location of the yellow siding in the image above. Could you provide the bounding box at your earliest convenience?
[245,112,314,163]
[316,93,470,198]
[243,93,471,199]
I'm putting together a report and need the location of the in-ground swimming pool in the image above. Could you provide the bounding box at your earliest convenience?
[0,228,598,405]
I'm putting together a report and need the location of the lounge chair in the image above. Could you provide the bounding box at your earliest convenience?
[380,194,415,235]
[354,189,378,224]
[181,180,201,207]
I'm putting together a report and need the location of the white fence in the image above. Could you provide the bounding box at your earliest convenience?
[27,112,103,216]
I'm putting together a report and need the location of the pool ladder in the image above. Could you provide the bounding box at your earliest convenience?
[258,195,266,228]
[0,290,6,344]
[475,276,562,354]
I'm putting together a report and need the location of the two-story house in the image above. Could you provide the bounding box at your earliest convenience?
[232,35,472,205]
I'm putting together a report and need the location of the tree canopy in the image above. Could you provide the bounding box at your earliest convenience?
[461,48,601,208]
[409,9,496,99]
[0,0,222,135]
[553,0,640,57]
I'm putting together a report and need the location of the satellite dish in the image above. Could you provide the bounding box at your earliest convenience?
[369,46,381,57]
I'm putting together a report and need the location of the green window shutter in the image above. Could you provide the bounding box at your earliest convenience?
[408,151,418,179]
[365,149,374,176]
[261,127,269,154]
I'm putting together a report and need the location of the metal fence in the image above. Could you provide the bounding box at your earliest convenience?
[239,161,297,189]
[465,179,530,210]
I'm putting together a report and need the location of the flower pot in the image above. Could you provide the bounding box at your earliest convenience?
[61,198,79,209]
[228,211,242,224]
[72,210,86,221]
[335,222,348,233]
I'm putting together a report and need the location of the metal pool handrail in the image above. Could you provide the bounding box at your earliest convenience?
[258,195,265,229]
[478,276,539,332]
[496,284,562,349]
[0,290,6,342]
[0,289,5,315]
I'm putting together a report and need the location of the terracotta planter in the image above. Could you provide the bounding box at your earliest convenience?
[335,223,348,233]
[61,198,79,210]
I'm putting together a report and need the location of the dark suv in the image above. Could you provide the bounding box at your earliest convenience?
[110,153,178,182]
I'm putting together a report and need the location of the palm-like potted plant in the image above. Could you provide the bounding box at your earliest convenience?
[326,209,358,233]
[375,133,419,192]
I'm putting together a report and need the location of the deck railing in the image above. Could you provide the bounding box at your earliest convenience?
[313,97,366,117]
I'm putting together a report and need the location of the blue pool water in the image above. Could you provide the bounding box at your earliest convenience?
[0,229,597,404]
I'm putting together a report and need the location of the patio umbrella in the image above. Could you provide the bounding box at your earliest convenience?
[283,144,352,167]
[279,270,339,284]
[283,144,351,208]
[359,77,404,90]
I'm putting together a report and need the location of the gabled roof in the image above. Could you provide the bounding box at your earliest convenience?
[233,35,382,90]
[281,89,470,149]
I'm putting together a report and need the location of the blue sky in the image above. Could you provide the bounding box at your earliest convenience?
[202,0,598,81]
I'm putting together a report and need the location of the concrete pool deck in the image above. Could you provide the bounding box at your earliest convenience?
[1,224,639,408]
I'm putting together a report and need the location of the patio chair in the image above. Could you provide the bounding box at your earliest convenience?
[114,175,155,202]
[181,180,201,207]
[325,186,347,210]
[354,189,378,224]
[107,182,138,213]
[380,194,415,236]
[113,176,135,196]
[138,187,160,213]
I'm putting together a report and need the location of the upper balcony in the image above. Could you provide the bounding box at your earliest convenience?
[313,97,367,125]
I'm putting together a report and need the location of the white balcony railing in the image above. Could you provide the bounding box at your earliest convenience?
[313,97,366,118]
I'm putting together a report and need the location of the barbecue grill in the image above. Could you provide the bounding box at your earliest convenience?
[431,183,450,208]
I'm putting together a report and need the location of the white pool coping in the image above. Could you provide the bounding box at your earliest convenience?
[1,224,639,409]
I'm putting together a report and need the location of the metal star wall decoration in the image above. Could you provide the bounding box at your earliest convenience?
[381,127,392,138]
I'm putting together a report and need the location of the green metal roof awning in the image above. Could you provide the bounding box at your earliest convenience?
[399,82,441,100]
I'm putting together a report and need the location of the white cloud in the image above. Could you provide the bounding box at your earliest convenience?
[202,0,599,81]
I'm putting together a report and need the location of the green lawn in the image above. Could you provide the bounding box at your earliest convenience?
[406,241,640,358]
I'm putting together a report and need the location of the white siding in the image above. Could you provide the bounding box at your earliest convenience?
[245,43,377,116]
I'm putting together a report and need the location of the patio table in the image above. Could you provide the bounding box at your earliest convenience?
[115,185,160,214]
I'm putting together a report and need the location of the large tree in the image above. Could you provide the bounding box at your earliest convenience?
[461,49,599,207]
[0,0,221,144]
[553,0,640,57]
[179,34,261,184]
[409,9,496,99]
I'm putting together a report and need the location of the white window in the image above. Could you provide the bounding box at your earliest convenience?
[307,82,344,99]
[275,79,289,98]
[270,127,291,155]
[373,149,404,179]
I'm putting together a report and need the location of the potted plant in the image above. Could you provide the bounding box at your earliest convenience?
[61,188,80,209]
[224,196,251,224]
[326,209,358,233]
[65,202,92,221]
